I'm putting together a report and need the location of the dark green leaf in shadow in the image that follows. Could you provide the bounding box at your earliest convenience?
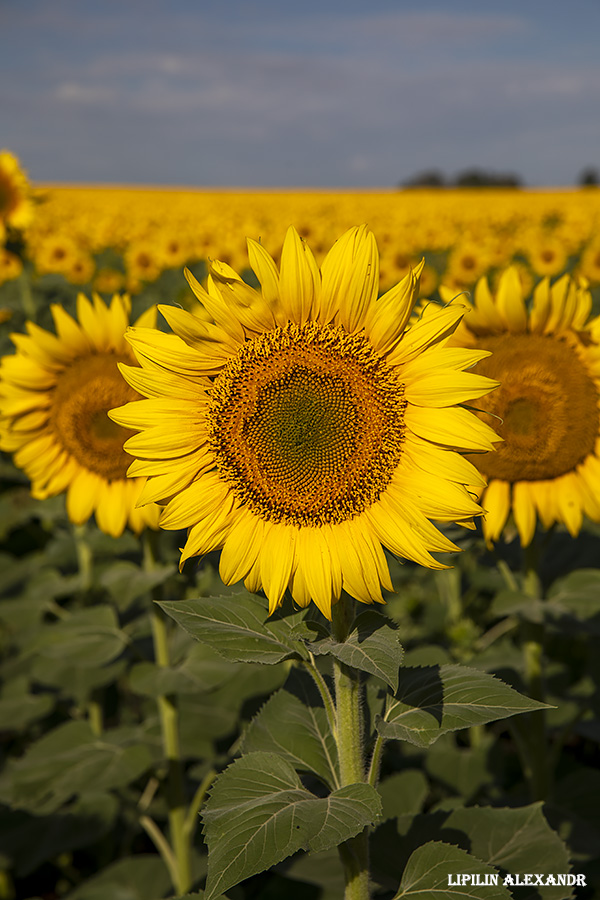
[27,605,127,668]
[308,610,403,691]
[0,721,153,814]
[377,664,549,747]
[394,841,511,899]
[243,667,338,788]
[202,751,381,900]
[62,855,173,900]
[99,560,176,612]
[0,793,118,877]
[378,770,429,820]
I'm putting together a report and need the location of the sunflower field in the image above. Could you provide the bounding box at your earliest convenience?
[1,150,600,900]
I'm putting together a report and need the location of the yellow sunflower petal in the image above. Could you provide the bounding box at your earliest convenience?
[495,267,527,332]
[481,479,511,544]
[278,226,320,325]
[512,481,536,546]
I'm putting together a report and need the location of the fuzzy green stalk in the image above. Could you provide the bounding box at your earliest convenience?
[87,696,103,736]
[17,270,36,321]
[518,541,549,800]
[73,522,92,593]
[144,534,192,896]
[331,595,370,900]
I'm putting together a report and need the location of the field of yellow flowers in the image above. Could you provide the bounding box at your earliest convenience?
[3,180,600,300]
[2,150,600,900]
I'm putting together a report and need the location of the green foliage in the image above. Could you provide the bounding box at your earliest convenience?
[393,842,513,899]
[306,609,404,691]
[242,668,339,789]
[159,593,311,664]
[1,265,599,899]
[202,752,381,900]
[376,664,548,747]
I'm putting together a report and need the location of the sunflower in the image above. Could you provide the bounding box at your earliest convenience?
[0,293,161,537]
[578,239,600,285]
[526,234,568,277]
[445,239,490,289]
[33,233,82,276]
[447,266,600,546]
[0,248,23,285]
[110,226,499,618]
[0,150,34,231]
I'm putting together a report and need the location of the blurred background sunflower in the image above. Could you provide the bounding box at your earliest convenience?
[446,267,600,546]
[0,292,160,537]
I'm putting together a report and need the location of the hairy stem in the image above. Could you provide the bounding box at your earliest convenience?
[519,542,549,800]
[145,533,192,896]
[331,596,370,900]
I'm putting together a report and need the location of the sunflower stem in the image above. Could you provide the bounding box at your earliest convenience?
[331,596,370,900]
[304,653,338,752]
[87,696,103,736]
[73,522,92,592]
[18,269,36,321]
[519,541,550,801]
[144,533,192,896]
[183,768,217,841]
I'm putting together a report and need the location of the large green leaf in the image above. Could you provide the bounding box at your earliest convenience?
[308,610,403,691]
[373,802,574,900]
[243,668,338,788]
[26,605,128,668]
[376,664,548,747]
[445,804,573,900]
[202,751,381,900]
[394,841,512,899]
[159,594,310,664]
[0,721,154,814]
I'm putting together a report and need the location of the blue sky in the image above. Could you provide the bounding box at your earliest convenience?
[2,0,599,186]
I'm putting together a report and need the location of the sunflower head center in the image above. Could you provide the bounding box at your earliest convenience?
[50,353,139,480]
[209,322,407,526]
[470,333,598,481]
[245,367,358,492]
[504,397,538,436]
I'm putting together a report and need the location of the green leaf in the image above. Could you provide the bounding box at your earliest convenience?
[27,605,128,668]
[444,803,573,900]
[0,721,154,814]
[308,610,403,691]
[0,793,118,877]
[378,770,429,819]
[130,641,243,698]
[373,802,574,899]
[99,560,176,612]
[376,664,549,747]
[31,658,127,703]
[243,668,338,788]
[202,751,381,900]
[394,841,512,899]
[425,732,496,802]
[282,847,345,900]
[62,855,173,900]
[159,593,310,664]
[0,677,54,730]
[546,569,600,634]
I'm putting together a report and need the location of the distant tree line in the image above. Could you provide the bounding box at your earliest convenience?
[401,167,599,188]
